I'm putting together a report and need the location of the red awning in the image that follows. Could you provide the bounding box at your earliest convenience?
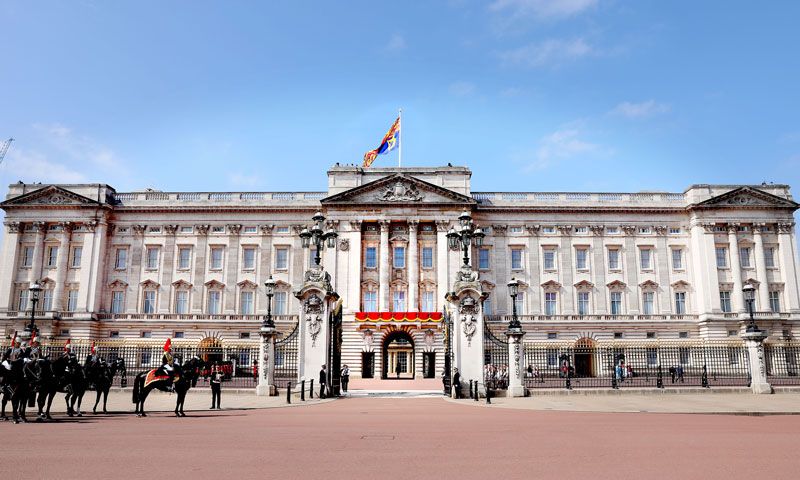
[355,312,443,322]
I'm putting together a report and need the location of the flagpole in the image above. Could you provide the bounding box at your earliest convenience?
[398,108,402,167]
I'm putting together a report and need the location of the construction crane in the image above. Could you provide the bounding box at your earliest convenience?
[0,138,13,166]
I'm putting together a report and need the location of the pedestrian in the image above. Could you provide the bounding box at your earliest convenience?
[252,359,258,383]
[395,357,401,379]
[319,364,327,398]
[210,363,222,409]
[340,364,350,393]
[452,367,462,399]
[526,365,533,378]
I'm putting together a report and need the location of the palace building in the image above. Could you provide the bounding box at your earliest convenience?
[1,165,799,380]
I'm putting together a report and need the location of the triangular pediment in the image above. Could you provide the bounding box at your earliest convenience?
[321,174,476,206]
[1,186,102,208]
[692,187,798,210]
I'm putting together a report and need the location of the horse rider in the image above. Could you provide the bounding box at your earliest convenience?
[85,342,101,389]
[2,333,20,371]
[61,338,74,361]
[28,331,42,361]
[158,338,178,391]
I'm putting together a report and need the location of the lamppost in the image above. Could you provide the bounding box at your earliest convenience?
[743,284,760,333]
[24,281,42,339]
[262,275,276,331]
[446,210,485,268]
[299,211,338,268]
[507,277,522,332]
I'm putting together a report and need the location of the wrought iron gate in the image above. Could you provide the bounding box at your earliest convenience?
[443,309,453,395]
[275,321,299,384]
[483,324,509,390]
[327,301,343,396]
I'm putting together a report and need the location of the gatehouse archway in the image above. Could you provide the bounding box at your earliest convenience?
[198,337,223,364]
[382,330,415,379]
[574,337,596,377]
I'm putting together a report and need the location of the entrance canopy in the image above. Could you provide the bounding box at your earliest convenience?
[355,312,442,322]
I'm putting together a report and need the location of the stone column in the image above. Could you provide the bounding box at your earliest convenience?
[126,224,147,313]
[558,226,574,314]
[447,273,485,397]
[256,325,278,396]
[225,225,242,313]
[590,226,607,313]
[752,223,770,311]
[435,221,450,309]
[655,226,671,312]
[295,277,336,385]
[506,328,525,397]
[622,225,640,313]
[777,222,799,312]
[79,220,108,313]
[159,225,178,312]
[378,220,390,312]
[0,222,22,311]
[408,221,419,311]
[345,221,362,314]
[52,222,72,311]
[29,221,46,284]
[727,224,744,312]
[192,225,210,312]
[742,329,773,394]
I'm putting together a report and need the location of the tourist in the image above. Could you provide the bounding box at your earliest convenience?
[210,363,222,409]
[341,364,350,393]
[252,359,258,383]
[526,365,533,378]
[319,364,327,398]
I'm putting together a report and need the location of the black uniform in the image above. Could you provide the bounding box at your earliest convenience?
[210,368,222,409]
[319,368,327,399]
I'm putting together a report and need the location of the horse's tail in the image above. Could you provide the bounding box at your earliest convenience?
[132,374,140,403]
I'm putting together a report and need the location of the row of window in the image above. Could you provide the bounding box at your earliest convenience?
[361,290,437,312]
[17,288,78,312]
[111,289,292,315]
[504,246,678,272]
[719,290,782,313]
[115,245,293,272]
[20,246,82,269]
[363,246,435,269]
[714,246,778,269]
[479,290,687,316]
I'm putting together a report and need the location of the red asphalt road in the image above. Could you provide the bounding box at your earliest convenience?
[5,398,799,480]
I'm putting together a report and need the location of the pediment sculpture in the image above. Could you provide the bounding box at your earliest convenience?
[375,181,424,202]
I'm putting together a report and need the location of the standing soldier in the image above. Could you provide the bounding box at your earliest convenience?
[210,363,222,409]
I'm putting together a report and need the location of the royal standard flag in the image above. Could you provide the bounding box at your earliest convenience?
[363,116,400,167]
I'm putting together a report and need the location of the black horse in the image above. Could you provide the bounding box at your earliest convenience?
[62,356,88,417]
[32,355,74,421]
[132,356,204,417]
[1,359,36,423]
[89,357,126,414]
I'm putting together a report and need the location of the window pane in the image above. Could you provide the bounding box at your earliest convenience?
[243,248,256,270]
[640,249,651,270]
[739,247,751,268]
[478,248,489,269]
[610,292,622,315]
[276,248,288,270]
[240,291,254,314]
[715,247,727,268]
[544,292,556,316]
[71,247,82,268]
[67,290,78,312]
[365,247,377,268]
[393,291,406,311]
[543,250,554,270]
[720,292,731,312]
[642,292,654,314]
[764,247,775,268]
[608,249,619,270]
[211,247,223,269]
[769,291,780,313]
[112,291,125,314]
[146,248,159,269]
[175,291,188,314]
[363,291,377,312]
[672,249,682,270]
[179,248,191,269]
[674,292,686,314]
[47,246,59,267]
[42,290,53,311]
[422,247,434,268]
[275,292,287,315]
[393,247,405,268]
[577,292,589,315]
[512,249,523,270]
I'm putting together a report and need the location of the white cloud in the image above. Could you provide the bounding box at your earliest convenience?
[385,33,406,51]
[520,128,601,171]
[2,147,88,184]
[448,81,477,96]
[33,123,127,172]
[499,38,592,68]
[489,0,598,20]
[610,100,671,118]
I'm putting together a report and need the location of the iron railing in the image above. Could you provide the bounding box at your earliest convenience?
[765,343,800,385]
[483,324,509,390]
[274,321,300,384]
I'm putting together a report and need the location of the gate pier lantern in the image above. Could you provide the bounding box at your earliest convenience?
[740,283,773,394]
[505,277,526,397]
[21,281,42,342]
[257,275,278,396]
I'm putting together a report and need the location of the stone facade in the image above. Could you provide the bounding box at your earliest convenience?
[1,165,799,379]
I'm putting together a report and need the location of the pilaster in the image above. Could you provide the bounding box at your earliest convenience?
[0,222,21,311]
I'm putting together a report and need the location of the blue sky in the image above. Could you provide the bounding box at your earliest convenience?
[1,0,799,199]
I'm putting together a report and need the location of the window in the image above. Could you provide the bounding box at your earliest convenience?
[146,247,159,270]
[610,292,622,315]
[669,227,681,234]
[482,297,492,315]
[175,291,188,314]
[365,247,377,268]
[642,292,654,315]
[140,331,152,338]
[728,330,738,337]
[21,246,34,267]
[606,227,619,234]
[67,290,78,312]
[17,289,29,311]
[764,247,776,268]
[393,247,406,268]
[363,291,377,312]
[240,332,251,339]
[42,289,53,311]
[739,247,751,268]
[174,331,185,339]
[646,348,658,366]
[422,247,434,269]
[577,292,590,315]
[671,249,683,270]
[46,246,58,267]
[274,291,288,315]
[614,332,623,339]
[422,291,435,311]
[109,331,120,338]
[210,247,223,270]
[71,247,82,268]
[115,248,128,269]
[510,226,523,233]
[212,226,225,233]
[575,248,588,270]
[542,248,555,270]
[180,226,193,233]
[646,332,656,339]
[244,226,257,234]
[59,329,70,337]
[678,332,689,339]
[207,290,221,314]
[392,290,406,311]
[275,247,288,270]
[542,227,555,234]
[178,247,191,270]
[515,292,525,315]
[639,248,652,270]
[639,227,651,234]
[608,249,620,270]
[276,226,290,234]
[240,291,254,314]
[142,290,156,314]
[242,247,256,270]
[478,248,489,269]
[715,247,727,268]
[547,333,558,340]
[769,291,781,313]
[574,226,588,234]
[148,226,162,233]
[674,292,686,314]
[111,291,125,314]
[544,292,556,316]
[511,248,524,270]
[719,291,731,312]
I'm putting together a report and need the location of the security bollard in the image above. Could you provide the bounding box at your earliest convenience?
[474,382,479,402]
[310,379,314,399]
[301,380,306,401]
[286,381,292,404]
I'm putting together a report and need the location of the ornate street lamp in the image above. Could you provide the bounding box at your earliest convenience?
[507,277,522,331]
[446,210,485,268]
[299,211,338,268]
[742,284,759,333]
[262,275,276,331]
[25,281,43,339]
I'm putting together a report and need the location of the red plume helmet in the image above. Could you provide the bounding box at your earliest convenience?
[91,341,96,355]
[64,338,71,351]
[163,338,172,352]
[10,331,17,347]
[30,330,37,345]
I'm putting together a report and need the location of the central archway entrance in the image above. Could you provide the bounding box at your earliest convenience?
[382,330,415,379]
[574,337,596,377]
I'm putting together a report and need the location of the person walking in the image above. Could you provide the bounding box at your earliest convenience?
[340,364,350,394]
[319,364,327,399]
[210,363,223,409]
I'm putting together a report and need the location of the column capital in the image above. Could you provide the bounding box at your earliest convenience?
[378,219,390,230]
[408,220,419,231]
[726,223,740,234]
[227,224,242,235]
[132,224,147,236]
[621,225,637,236]
[259,224,275,236]
[195,224,210,235]
[526,224,541,236]
[84,220,99,233]
[57,221,73,233]
[654,225,668,236]
[752,222,766,234]
[588,225,604,236]
[3,221,21,233]
[31,221,46,233]
[777,222,795,234]
[700,222,716,233]
[491,224,508,236]
[348,220,362,231]
[164,224,179,235]
[435,220,450,232]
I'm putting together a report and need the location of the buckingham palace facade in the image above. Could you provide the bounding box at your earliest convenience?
[1,165,799,379]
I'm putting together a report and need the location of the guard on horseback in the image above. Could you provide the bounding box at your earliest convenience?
[2,332,19,371]
[85,342,100,390]
[158,338,177,391]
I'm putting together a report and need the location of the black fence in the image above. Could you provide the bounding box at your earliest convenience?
[274,322,300,385]
[484,324,509,390]
[765,343,800,385]
[523,343,751,389]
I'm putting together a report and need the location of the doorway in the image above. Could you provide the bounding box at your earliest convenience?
[573,338,596,377]
[382,330,414,379]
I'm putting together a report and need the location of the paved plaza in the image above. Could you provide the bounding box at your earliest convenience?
[4,390,800,480]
